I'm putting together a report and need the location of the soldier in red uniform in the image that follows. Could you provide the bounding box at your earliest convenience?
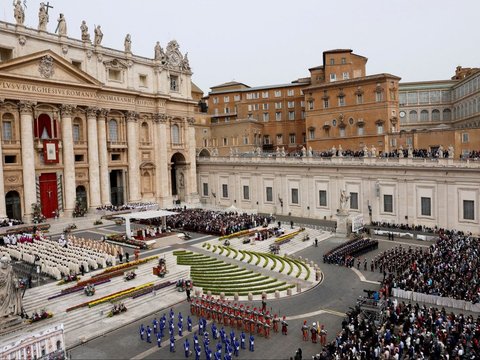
[272,314,279,333]
[281,316,288,335]
[302,320,309,341]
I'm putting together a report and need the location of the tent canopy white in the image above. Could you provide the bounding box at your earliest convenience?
[113,210,178,239]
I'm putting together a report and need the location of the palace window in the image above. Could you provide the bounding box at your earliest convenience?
[274,90,282,97]
[319,190,327,207]
[357,126,364,136]
[139,74,147,87]
[308,100,314,110]
[323,99,329,109]
[72,124,80,142]
[222,184,228,198]
[108,69,122,81]
[421,197,431,216]
[330,73,336,82]
[171,124,180,144]
[287,89,295,96]
[420,110,429,121]
[263,113,269,122]
[409,110,418,122]
[330,58,335,65]
[375,91,383,102]
[263,135,270,144]
[383,195,393,213]
[309,128,315,140]
[266,187,273,202]
[462,133,469,143]
[202,183,208,197]
[443,109,451,121]
[108,119,118,142]
[276,134,283,145]
[223,96,230,103]
[170,75,179,91]
[234,95,241,101]
[262,103,269,110]
[262,91,269,98]
[431,109,440,121]
[288,101,295,108]
[342,72,349,80]
[212,97,219,104]
[356,94,363,104]
[338,96,345,107]
[2,120,12,141]
[291,188,299,204]
[463,200,475,220]
[289,133,296,144]
[350,192,359,210]
[275,102,282,110]
[243,185,250,200]
[376,123,384,135]
[339,127,346,137]
[288,111,295,121]
[275,112,282,121]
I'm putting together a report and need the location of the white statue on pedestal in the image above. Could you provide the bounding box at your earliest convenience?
[339,189,350,214]
[0,256,22,319]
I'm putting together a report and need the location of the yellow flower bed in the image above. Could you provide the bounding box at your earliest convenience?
[218,229,251,241]
[87,282,154,308]
[274,228,304,243]
[94,256,159,276]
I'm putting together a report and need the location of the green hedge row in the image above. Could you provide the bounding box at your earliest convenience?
[192,273,263,283]
[190,269,252,278]
[192,277,273,288]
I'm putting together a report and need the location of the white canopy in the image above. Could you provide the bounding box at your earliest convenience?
[114,210,178,239]
[113,209,178,221]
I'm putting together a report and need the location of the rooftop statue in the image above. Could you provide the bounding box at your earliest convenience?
[124,34,132,53]
[80,20,90,42]
[13,0,25,25]
[94,25,103,46]
[38,2,49,31]
[55,13,67,36]
[0,256,23,319]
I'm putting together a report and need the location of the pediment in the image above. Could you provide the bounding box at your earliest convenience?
[103,59,128,70]
[0,50,101,87]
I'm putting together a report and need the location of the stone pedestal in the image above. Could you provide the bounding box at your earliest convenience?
[336,211,349,237]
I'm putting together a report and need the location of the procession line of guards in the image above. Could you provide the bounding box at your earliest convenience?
[189,294,288,338]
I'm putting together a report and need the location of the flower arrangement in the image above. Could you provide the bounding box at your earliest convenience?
[31,203,46,224]
[48,279,111,300]
[107,302,127,317]
[57,274,79,285]
[218,229,251,241]
[274,228,305,244]
[28,309,53,323]
[87,282,154,307]
[91,256,158,278]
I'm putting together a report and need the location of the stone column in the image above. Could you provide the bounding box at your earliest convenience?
[0,122,6,218]
[154,113,170,206]
[97,109,110,205]
[19,101,36,221]
[86,107,101,210]
[186,117,198,203]
[60,104,76,217]
[126,111,140,202]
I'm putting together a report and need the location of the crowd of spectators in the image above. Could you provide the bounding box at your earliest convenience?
[165,209,275,236]
[0,217,24,227]
[461,150,480,160]
[96,202,157,212]
[323,238,379,267]
[315,299,480,359]
[370,222,440,234]
[380,232,480,304]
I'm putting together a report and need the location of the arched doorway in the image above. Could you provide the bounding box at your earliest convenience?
[76,185,88,212]
[198,149,211,158]
[171,152,186,202]
[5,191,22,220]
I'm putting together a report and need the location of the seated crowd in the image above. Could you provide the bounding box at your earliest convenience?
[0,217,24,227]
[317,299,480,359]
[379,232,480,304]
[165,209,275,236]
[323,238,379,267]
[96,201,158,212]
[1,233,118,280]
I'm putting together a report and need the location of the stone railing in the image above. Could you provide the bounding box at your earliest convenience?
[197,155,480,169]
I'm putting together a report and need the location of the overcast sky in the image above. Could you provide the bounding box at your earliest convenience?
[2,0,479,93]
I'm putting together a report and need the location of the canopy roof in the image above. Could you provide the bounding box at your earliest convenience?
[114,210,178,220]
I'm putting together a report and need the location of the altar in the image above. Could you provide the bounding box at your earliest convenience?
[113,210,178,240]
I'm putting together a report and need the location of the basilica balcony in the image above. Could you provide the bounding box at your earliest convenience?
[1,139,21,147]
[74,140,88,147]
[107,141,127,149]
[35,139,62,150]
[171,143,184,150]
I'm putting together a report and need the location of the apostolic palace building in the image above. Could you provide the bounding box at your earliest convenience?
[1,8,480,234]
[0,12,198,222]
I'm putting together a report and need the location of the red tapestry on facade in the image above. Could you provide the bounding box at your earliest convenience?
[43,139,59,164]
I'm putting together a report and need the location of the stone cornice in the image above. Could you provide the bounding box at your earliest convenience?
[86,107,99,118]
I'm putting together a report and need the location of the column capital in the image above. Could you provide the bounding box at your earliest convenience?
[126,111,138,122]
[18,101,34,114]
[86,107,99,118]
[60,104,76,117]
[153,113,167,124]
[187,116,196,125]
[98,108,110,119]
